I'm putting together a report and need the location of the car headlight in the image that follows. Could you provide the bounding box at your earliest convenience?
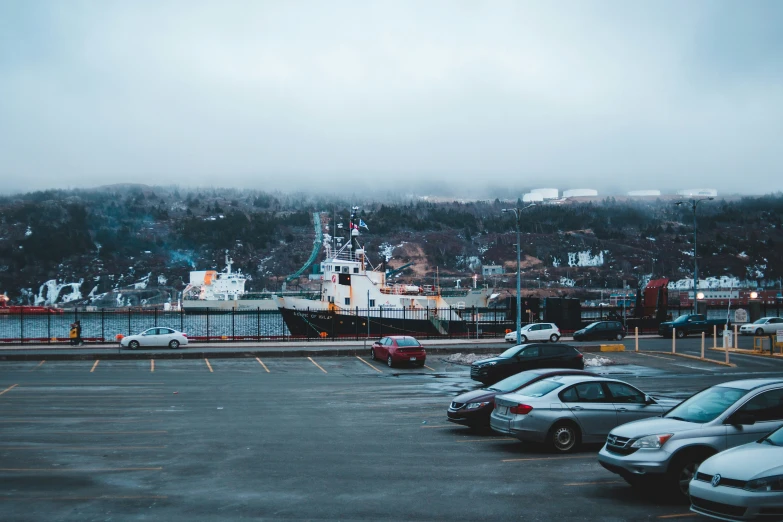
[745,475,783,492]
[630,433,673,449]
[466,402,490,410]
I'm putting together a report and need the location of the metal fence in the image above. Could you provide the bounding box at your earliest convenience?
[2,301,781,344]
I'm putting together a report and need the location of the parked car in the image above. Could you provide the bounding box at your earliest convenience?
[120,327,188,349]
[598,378,783,498]
[690,424,783,520]
[572,321,626,342]
[490,375,680,453]
[470,344,584,385]
[370,335,426,367]
[740,317,783,336]
[504,323,561,343]
[447,368,596,429]
[658,314,727,338]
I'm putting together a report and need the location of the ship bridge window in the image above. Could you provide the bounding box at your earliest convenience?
[353,267,359,274]
[369,299,375,307]
[345,297,350,306]
[334,265,341,272]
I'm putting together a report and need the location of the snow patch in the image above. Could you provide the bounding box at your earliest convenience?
[584,355,616,367]
[25,226,32,237]
[559,277,576,287]
[133,273,151,290]
[35,280,83,306]
[445,353,498,365]
[157,275,167,285]
[567,251,605,267]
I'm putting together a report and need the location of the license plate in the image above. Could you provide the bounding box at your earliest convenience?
[496,406,508,415]
[410,357,417,361]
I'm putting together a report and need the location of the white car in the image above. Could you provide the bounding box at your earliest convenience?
[120,327,188,349]
[740,317,783,336]
[690,425,783,520]
[504,323,560,343]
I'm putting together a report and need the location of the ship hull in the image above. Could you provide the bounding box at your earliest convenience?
[278,306,470,338]
[182,299,278,311]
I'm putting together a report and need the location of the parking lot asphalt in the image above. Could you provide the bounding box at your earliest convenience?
[2,352,783,521]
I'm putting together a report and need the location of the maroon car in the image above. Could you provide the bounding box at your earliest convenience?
[447,368,596,429]
[370,335,426,368]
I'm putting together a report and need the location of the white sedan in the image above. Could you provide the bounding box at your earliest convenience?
[690,425,783,520]
[739,317,783,336]
[120,327,188,349]
[504,323,560,343]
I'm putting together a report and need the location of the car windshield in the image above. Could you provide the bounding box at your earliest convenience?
[585,323,597,330]
[672,316,690,323]
[761,426,783,446]
[516,379,564,398]
[396,338,420,347]
[488,371,543,392]
[499,345,525,358]
[665,386,745,423]
[753,318,769,324]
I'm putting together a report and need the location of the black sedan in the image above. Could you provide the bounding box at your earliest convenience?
[572,320,626,342]
[447,368,596,429]
[470,343,584,385]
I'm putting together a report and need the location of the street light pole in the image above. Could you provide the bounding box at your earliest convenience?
[676,197,713,315]
[503,203,535,344]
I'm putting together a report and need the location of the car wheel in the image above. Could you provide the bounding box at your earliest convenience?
[615,333,623,341]
[676,329,686,339]
[520,335,528,343]
[756,328,764,336]
[668,452,712,499]
[550,334,559,343]
[129,340,140,350]
[169,340,180,349]
[387,355,394,368]
[548,422,580,453]
[370,348,376,360]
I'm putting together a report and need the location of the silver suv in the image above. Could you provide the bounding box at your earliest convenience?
[598,378,783,498]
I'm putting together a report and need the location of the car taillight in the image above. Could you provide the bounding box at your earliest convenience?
[576,353,583,358]
[509,404,533,415]
[182,333,188,337]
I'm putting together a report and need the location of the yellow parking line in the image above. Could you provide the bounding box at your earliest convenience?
[457,438,515,443]
[423,364,436,371]
[564,480,624,486]
[255,357,270,373]
[420,425,453,429]
[0,384,18,397]
[0,495,168,501]
[636,352,675,361]
[355,356,382,373]
[308,357,327,373]
[657,514,695,519]
[150,360,155,372]
[0,467,163,472]
[0,446,166,451]
[204,359,213,372]
[31,360,45,372]
[90,360,100,373]
[42,430,167,434]
[502,455,593,463]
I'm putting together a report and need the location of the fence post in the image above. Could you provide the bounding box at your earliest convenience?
[672,328,676,354]
[180,308,184,333]
[154,308,158,327]
[231,309,235,340]
[101,309,105,342]
[19,308,24,343]
[128,308,131,336]
[257,308,260,340]
[47,309,51,344]
[206,310,210,342]
[635,327,638,352]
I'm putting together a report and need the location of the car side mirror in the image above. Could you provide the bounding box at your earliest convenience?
[727,412,756,426]
[644,395,656,405]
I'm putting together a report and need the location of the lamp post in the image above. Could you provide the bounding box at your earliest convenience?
[502,203,536,344]
[675,197,714,315]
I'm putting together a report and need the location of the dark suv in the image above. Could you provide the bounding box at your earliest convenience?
[573,321,626,342]
[470,343,584,385]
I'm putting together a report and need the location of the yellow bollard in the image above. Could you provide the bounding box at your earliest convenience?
[713,325,717,349]
[734,324,739,350]
[672,328,676,354]
[635,327,639,352]
[701,332,707,359]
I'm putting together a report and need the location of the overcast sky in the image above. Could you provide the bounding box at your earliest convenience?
[1,1,781,198]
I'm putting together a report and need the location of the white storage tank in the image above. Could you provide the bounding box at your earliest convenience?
[563,189,599,198]
[530,188,559,200]
[677,188,718,198]
[522,192,545,202]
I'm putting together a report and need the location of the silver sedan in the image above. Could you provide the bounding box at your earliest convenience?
[490,375,680,453]
[120,327,188,349]
[739,317,783,336]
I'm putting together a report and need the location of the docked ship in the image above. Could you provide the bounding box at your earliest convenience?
[0,294,64,314]
[275,207,470,338]
[181,255,318,311]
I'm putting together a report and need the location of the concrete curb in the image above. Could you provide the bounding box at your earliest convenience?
[0,343,609,361]
[637,350,736,367]
[708,347,783,359]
